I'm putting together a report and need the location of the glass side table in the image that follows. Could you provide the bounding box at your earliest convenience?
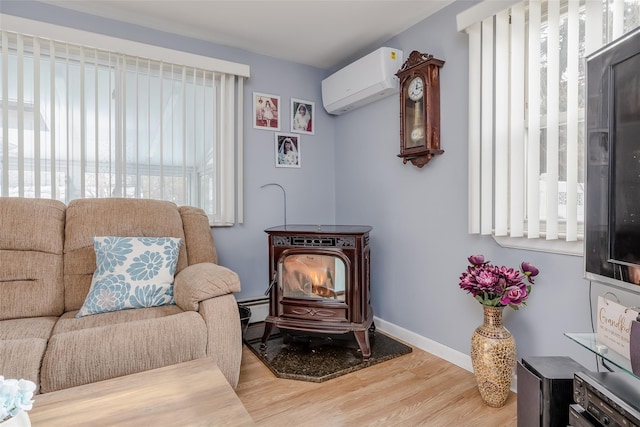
[565,332,639,380]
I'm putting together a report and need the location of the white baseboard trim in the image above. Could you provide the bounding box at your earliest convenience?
[374,316,473,373]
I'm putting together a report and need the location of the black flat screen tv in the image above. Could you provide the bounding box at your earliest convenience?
[584,27,640,294]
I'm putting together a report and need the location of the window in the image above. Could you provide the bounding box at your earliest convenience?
[457,0,640,253]
[0,15,249,225]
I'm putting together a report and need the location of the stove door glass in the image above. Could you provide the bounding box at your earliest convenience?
[279,254,346,300]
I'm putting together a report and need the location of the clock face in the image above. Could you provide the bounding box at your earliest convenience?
[407,77,423,101]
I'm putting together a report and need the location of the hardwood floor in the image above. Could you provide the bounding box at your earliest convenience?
[235,334,517,426]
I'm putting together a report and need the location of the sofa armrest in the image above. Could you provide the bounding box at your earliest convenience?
[174,263,240,311]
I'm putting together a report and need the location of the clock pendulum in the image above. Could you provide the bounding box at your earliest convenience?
[408,76,424,145]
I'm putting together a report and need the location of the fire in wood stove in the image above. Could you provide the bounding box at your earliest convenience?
[281,254,345,300]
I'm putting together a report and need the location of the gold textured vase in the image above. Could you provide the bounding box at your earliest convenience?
[470,305,516,407]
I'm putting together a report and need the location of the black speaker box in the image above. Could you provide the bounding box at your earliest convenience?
[517,356,589,427]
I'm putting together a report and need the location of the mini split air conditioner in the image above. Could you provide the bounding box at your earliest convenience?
[321,47,403,115]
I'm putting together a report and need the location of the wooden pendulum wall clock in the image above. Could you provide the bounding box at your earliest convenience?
[396,51,445,168]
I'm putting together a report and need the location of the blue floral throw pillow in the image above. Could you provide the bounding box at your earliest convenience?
[76,236,182,317]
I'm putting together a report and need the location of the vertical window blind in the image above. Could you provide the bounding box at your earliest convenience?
[0,21,248,225]
[460,0,640,244]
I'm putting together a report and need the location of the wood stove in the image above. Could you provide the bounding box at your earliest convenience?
[261,225,373,360]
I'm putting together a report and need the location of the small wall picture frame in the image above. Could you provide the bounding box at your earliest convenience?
[290,98,315,135]
[254,92,280,130]
[275,133,301,168]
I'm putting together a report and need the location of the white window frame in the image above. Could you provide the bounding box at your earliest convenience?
[0,14,249,226]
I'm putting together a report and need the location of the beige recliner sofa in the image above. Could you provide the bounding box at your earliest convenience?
[0,197,242,393]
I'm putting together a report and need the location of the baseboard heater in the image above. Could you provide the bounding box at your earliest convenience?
[236,297,269,324]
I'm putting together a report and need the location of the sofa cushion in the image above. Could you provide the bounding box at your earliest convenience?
[0,339,48,394]
[0,317,58,394]
[0,317,58,340]
[40,310,207,393]
[0,198,65,320]
[53,305,184,334]
[76,236,181,317]
[63,198,188,312]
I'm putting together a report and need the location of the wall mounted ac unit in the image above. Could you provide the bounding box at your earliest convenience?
[321,47,403,115]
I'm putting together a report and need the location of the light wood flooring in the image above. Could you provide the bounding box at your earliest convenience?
[235,334,518,427]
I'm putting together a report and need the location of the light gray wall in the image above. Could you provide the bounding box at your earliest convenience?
[5,1,640,368]
[334,0,640,368]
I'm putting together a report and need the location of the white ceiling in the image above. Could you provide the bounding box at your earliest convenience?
[40,0,454,69]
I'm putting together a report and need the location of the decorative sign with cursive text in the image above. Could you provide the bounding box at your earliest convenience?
[597,296,639,359]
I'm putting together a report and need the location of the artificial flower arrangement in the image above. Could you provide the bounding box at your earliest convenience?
[459,254,540,309]
[0,376,36,422]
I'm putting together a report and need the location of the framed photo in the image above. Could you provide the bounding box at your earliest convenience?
[275,133,301,168]
[253,92,280,130]
[290,98,315,135]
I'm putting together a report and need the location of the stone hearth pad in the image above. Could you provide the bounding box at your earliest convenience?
[245,329,412,382]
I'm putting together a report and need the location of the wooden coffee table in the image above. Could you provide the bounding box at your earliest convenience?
[30,358,255,426]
